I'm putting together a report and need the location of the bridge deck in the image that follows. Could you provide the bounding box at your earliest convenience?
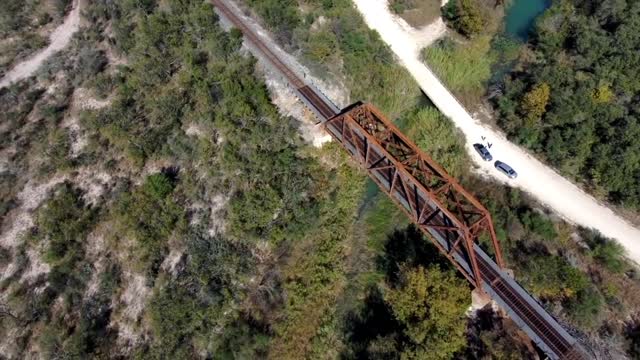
[212,1,588,359]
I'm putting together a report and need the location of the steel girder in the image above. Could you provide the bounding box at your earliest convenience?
[324,102,505,289]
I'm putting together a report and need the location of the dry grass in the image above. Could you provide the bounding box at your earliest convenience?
[394,0,443,28]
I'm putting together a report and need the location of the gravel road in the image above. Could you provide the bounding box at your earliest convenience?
[353,0,640,264]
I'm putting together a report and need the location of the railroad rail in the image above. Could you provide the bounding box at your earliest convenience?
[325,103,587,360]
[211,0,589,359]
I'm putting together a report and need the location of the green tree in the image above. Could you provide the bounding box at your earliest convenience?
[385,265,469,359]
[520,82,551,123]
[443,0,486,38]
[496,0,640,209]
[591,84,614,104]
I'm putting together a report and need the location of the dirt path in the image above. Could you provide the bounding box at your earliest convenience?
[353,0,640,265]
[0,0,81,89]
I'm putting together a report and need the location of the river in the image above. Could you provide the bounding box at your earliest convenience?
[504,0,551,40]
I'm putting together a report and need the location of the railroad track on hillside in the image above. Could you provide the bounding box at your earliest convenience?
[210,1,588,358]
[213,0,338,121]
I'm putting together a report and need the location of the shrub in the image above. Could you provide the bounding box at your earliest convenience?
[389,0,418,14]
[36,182,95,265]
[53,0,73,17]
[423,37,494,100]
[519,210,557,241]
[519,254,589,301]
[117,172,184,277]
[245,0,300,43]
[581,228,626,273]
[442,0,486,38]
[385,265,469,359]
[403,106,470,177]
[568,287,603,329]
[74,47,108,85]
[304,29,338,64]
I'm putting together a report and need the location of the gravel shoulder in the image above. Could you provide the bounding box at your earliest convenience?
[353,0,640,265]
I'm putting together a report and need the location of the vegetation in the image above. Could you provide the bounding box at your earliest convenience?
[385,265,469,359]
[496,0,640,209]
[423,36,495,104]
[36,182,96,266]
[402,105,469,177]
[116,172,184,277]
[1,0,639,358]
[389,0,442,27]
[0,0,73,76]
[390,0,419,14]
[246,0,300,44]
[442,0,486,38]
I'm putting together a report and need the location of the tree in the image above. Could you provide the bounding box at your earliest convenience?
[443,0,486,38]
[591,84,614,104]
[520,82,550,123]
[385,265,469,359]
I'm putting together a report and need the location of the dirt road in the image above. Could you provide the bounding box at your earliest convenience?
[0,0,81,89]
[353,0,640,264]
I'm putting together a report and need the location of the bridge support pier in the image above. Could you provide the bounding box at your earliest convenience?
[471,287,492,311]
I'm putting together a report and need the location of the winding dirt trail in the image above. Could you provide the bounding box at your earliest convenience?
[0,0,81,89]
[353,0,640,265]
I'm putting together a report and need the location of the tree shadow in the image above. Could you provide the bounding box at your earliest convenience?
[341,285,402,360]
[377,224,454,283]
[341,224,458,359]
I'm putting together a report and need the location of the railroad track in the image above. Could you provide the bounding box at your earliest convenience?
[212,0,337,121]
[323,109,588,360]
[211,1,588,358]
[477,256,584,360]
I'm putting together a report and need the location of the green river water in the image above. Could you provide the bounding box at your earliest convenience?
[504,0,551,40]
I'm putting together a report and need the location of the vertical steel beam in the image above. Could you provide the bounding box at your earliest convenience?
[324,103,507,291]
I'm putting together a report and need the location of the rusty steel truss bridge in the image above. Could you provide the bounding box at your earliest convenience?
[212,1,589,359]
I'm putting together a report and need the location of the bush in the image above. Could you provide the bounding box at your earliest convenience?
[442,0,486,38]
[403,106,470,177]
[385,265,469,359]
[36,182,95,265]
[519,254,588,302]
[53,0,73,16]
[423,37,494,100]
[581,228,626,273]
[246,0,300,43]
[568,286,603,329]
[117,172,184,277]
[519,210,557,241]
[304,29,338,64]
[389,0,418,14]
[74,47,108,85]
